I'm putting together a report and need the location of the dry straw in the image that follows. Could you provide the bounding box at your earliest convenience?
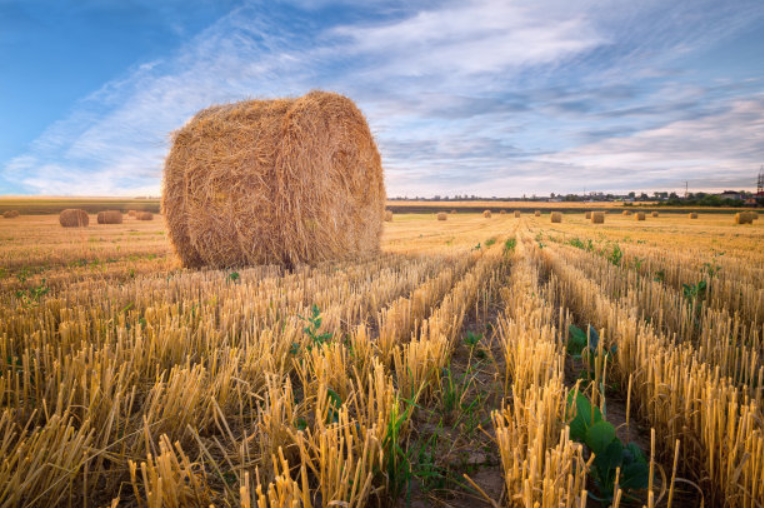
[689,213,698,219]
[384,210,393,222]
[3,210,19,218]
[127,210,137,217]
[585,211,592,219]
[534,210,541,217]
[437,212,448,221]
[651,211,659,217]
[514,210,521,218]
[162,90,385,268]
[136,212,154,221]
[622,210,632,215]
[735,212,753,225]
[591,212,605,224]
[97,210,123,224]
[59,209,89,228]
[499,209,506,215]
[550,212,562,223]
[635,212,646,221]
[483,210,492,218]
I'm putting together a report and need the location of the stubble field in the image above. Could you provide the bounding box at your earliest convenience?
[0,210,762,508]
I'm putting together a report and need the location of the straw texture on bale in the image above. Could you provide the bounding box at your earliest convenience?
[591,212,605,224]
[136,212,154,221]
[127,210,137,217]
[635,212,646,221]
[3,210,19,219]
[59,209,89,228]
[585,211,591,219]
[499,209,506,215]
[513,210,521,218]
[689,213,698,219]
[450,210,457,214]
[651,211,659,217]
[622,210,632,215]
[735,212,754,225]
[534,210,541,217]
[384,210,393,222]
[483,210,492,218]
[437,212,448,221]
[163,91,385,268]
[550,212,562,223]
[97,210,123,224]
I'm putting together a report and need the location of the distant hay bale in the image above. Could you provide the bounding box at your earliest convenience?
[127,210,137,217]
[450,209,457,214]
[585,211,591,219]
[651,211,659,218]
[437,212,448,221]
[591,212,605,224]
[384,210,393,222]
[483,210,492,218]
[3,210,19,219]
[59,209,89,228]
[551,212,562,223]
[622,210,632,216]
[635,212,646,221]
[162,91,385,268]
[136,212,154,221]
[735,212,753,225]
[97,210,123,224]
[534,210,541,217]
[514,210,521,218]
[689,213,698,219]
[499,209,506,215]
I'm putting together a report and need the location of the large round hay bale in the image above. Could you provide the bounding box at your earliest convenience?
[59,209,89,228]
[384,210,393,222]
[3,210,19,219]
[550,212,562,223]
[651,211,659,218]
[163,91,385,268]
[689,213,698,219]
[534,210,541,217]
[513,210,521,218]
[483,210,492,218]
[437,212,448,221]
[635,212,646,221]
[136,212,154,221]
[735,212,753,225]
[97,210,123,224]
[591,212,605,224]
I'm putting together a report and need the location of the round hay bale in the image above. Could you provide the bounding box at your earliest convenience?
[534,210,541,217]
[591,212,605,224]
[550,212,562,223]
[384,210,393,222]
[483,210,492,218]
[163,91,385,268]
[651,211,659,217]
[635,212,646,221]
[622,210,632,216]
[499,209,506,215]
[127,210,137,217]
[734,212,753,225]
[3,210,20,219]
[513,210,521,218]
[585,211,592,219]
[437,212,448,221]
[136,212,154,221]
[689,213,698,219]
[97,210,123,224]
[59,209,89,228]
[450,209,457,214]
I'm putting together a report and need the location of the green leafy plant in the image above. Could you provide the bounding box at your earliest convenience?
[606,244,623,266]
[653,269,665,283]
[297,304,333,351]
[566,392,649,501]
[484,237,497,247]
[504,238,516,253]
[226,271,240,283]
[463,331,482,349]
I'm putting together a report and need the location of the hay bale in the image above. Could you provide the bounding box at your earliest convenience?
[136,212,154,221]
[585,211,591,220]
[3,210,20,219]
[59,209,89,228]
[622,210,632,216]
[651,211,659,218]
[483,210,492,218]
[437,212,448,221]
[127,210,137,217]
[384,210,393,222]
[162,91,385,268]
[635,212,646,221]
[735,212,753,225]
[551,212,562,223]
[97,210,123,224]
[689,213,698,219]
[514,210,521,218]
[534,210,541,217]
[450,209,457,214]
[591,212,605,224]
[499,209,506,215]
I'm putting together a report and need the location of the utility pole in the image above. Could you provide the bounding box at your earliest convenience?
[684,181,689,199]
[757,166,763,195]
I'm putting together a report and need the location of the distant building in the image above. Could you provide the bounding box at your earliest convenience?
[719,191,743,200]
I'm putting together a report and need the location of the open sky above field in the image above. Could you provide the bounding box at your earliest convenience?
[1,0,763,197]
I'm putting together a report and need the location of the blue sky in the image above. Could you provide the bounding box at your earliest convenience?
[1,0,763,197]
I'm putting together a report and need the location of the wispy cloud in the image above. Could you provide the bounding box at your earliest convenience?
[2,0,764,196]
